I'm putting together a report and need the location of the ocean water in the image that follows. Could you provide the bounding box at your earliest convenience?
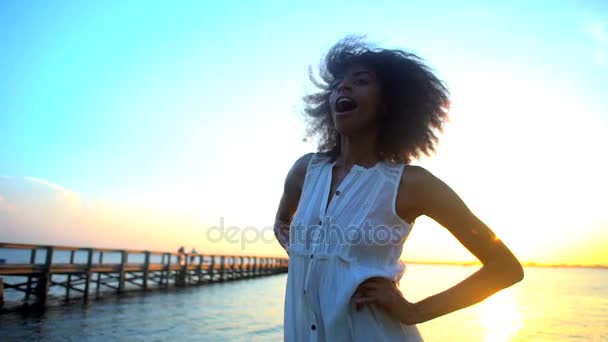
[1,264,606,341]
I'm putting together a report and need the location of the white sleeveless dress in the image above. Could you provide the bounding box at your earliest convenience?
[284,152,424,341]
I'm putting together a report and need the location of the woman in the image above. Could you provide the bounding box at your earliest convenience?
[274,36,523,341]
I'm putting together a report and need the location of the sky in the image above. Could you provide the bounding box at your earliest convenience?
[1,0,607,266]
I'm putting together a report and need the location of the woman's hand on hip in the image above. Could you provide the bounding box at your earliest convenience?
[352,276,420,325]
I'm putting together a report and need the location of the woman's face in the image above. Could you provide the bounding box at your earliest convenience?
[329,64,383,136]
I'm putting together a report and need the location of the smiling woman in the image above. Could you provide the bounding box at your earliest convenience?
[301,35,450,165]
[273,35,524,342]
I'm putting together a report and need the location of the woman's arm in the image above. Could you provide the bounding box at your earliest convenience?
[402,165,524,323]
[273,153,313,254]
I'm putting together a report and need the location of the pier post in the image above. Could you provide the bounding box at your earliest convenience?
[196,255,203,284]
[118,250,127,293]
[160,253,166,287]
[209,255,215,282]
[96,251,103,297]
[264,257,268,275]
[229,256,235,280]
[83,248,93,301]
[143,251,150,290]
[219,256,225,281]
[260,257,264,275]
[0,277,4,308]
[163,253,170,287]
[37,246,54,305]
[66,250,75,299]
[25,248,36,301]
[239,256,244,279]
[259,257,263,276]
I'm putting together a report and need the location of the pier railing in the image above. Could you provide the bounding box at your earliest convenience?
[0,242,288,307]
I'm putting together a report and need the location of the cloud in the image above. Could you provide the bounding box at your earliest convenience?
[0,177,164,249]
[583,21,608,43]
[0,194,11,211]
[22,176,82,210]
[23,176,71,193]
[0,176,268,256]
[0,194,14,210]
[0,177,87,245]
[582,21,608,66]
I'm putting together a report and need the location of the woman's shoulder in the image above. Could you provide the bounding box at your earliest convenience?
[401,164,435,184]
[391,164,429,226]
[294,152,315,170]
[288,152,321,181]
[282,153,315,196]
[288,152,330,186]
[304,151,333,167]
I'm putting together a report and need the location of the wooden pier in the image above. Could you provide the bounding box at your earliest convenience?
[0,242,288,308]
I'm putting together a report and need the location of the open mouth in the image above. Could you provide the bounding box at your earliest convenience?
[335,96,358,113]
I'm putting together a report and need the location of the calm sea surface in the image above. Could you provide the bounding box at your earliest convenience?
[1,264,607,341]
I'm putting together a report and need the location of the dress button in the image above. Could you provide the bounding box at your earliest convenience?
[311,324,316,330]
[318,220,322,225]
[310,254,314,259]
[335,190,341,196]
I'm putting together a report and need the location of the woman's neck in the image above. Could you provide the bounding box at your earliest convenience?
[336,130,379,169]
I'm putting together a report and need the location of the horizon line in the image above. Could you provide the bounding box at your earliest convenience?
[402,259,608,269]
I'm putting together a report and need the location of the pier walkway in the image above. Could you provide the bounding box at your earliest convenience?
[0,242,288,308]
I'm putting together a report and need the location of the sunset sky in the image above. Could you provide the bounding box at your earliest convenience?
[1,1,607,266]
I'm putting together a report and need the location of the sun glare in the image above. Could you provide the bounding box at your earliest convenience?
[479,289,523,342]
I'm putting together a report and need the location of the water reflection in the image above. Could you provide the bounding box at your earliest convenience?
[3,266,607,341]
[479,288,522,342]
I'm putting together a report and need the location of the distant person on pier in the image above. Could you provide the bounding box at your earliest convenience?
[273,35,524,341]
[177,246,185,266]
